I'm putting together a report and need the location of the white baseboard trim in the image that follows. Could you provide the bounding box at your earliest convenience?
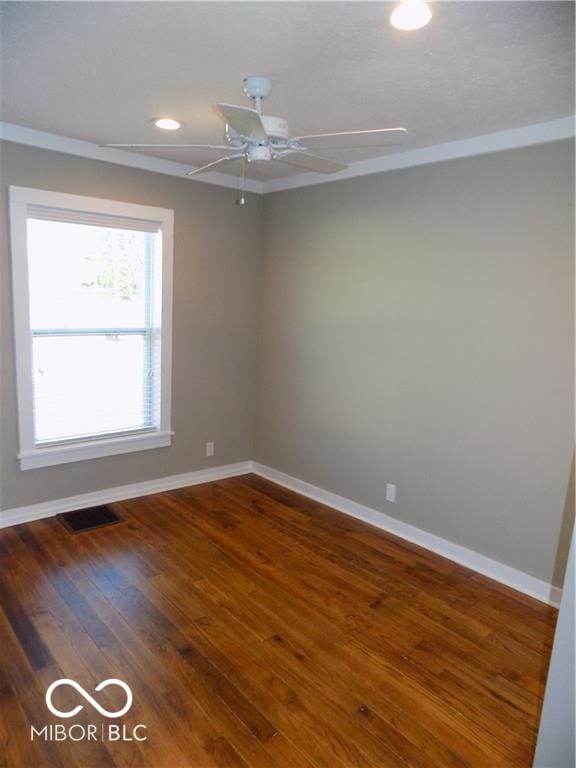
[252,462,562,608]
[1,458,561,607]
[0,461,253,529]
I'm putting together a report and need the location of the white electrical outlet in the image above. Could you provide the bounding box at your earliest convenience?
[386,483,397,503]
[205,441,215,457]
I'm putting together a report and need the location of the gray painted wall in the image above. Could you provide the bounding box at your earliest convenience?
[1,139,573,587]
[0,141,262,509]
[534,531,575,768]
[256,141,574,586]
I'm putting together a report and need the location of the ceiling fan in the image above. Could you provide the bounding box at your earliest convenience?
[105,76,408,179]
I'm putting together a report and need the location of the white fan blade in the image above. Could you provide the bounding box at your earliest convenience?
[293,128,408,150]
[215,103,267,141]
[276,152,347,174]
[104,143,236,150]
[185,154,244,176]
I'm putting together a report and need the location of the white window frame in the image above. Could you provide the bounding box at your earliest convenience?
[9,186,174,470]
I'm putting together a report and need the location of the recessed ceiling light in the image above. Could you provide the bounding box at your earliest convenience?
[390,1,432,31]
[153,117,183,131]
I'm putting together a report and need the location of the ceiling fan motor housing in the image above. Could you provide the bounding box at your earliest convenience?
[248,145,272,162]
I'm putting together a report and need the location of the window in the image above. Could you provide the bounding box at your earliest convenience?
[10,187,174,469]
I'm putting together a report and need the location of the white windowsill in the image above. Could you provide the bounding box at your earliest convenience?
[19,430,173,470]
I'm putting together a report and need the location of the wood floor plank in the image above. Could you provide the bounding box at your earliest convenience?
[0,667,49,768]
[25,519,225,768]
[0,474,555,767]
[170,562,513,768]
[158,488,538,762]
[0,568,53,672]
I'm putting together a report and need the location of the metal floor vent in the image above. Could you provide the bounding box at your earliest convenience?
[56,505,122,534]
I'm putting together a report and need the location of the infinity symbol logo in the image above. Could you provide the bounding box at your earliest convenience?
[45,679,133,719]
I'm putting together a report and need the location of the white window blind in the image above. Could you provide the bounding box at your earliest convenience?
[27,204,162,233]
[10,186,174,469]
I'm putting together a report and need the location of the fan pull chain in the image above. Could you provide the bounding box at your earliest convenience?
[236,155,247,206]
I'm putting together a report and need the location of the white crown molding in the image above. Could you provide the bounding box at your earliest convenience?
[263,115,576,194]
[252,462,562,607]
[2,117,574,196]
[0,461,253,528]
[0,122,264,194]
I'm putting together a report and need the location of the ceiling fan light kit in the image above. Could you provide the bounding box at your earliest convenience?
[105,76,408,195]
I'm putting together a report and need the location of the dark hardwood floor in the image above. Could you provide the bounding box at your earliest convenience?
[0,474,557,767]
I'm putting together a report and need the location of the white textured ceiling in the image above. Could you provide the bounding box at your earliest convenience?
[1,1,574,181]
